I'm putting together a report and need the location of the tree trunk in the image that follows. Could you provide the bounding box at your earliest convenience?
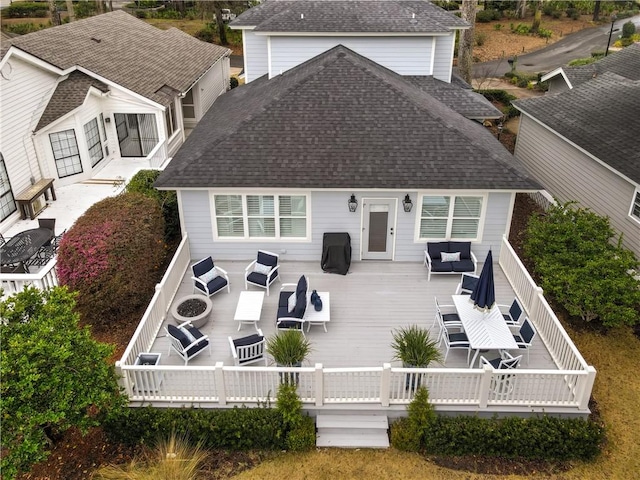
[457,0,477,85]
[96,0,105,14]
[214,3,228,45]
[531,0,541,34]
[48,0,61,26]
[65,0,75,22]
[517,0,527,19]
[593,0,601,22]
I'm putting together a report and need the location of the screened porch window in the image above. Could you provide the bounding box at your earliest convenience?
[631,191,640,222]
[419,195,483,240]
[214,194,308,240]
[49,129,82,178]
[83,118,104,167]
[0,153,17,221]
[114,113,159,157]
[181,89,195,120]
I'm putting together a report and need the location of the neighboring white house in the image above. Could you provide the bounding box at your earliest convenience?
[0,10,230,230]
[514,45,640,259]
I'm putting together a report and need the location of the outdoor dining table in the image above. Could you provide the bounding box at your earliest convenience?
[0,228,53,273]
[451,294,518,367]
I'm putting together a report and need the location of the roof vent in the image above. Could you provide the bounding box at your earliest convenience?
[412,13,415,19]
[91,37,101,43]
[300,13,304,19]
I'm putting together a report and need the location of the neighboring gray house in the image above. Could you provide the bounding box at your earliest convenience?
[514,61,640,258]
[155,45,539,263]
[0,11,230,229]
[540,44,640,94]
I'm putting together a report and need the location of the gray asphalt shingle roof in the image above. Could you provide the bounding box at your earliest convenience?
[231,0,469,33]
[156,45,538,191]
[562,44,640,87]
[36,71,109,131]
[514,71,640,184]
[4,11,230,107]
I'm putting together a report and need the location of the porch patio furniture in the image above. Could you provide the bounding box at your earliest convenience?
[0,233,6,246]
[276,275,308,334]
[498,297,524,326]
[234,291,265,331]
[25,229,67,269]
[14,178,56,220]
[424,241,478,281]
[441,327,471,365]
[229,329,267,366]
[304,291,330,332]
[191,256,230,297]
[510,318,537,365]
[0,227,53,273]
[451,294,518,367]
[433,297,463,343]
[455,273,480,295]
[165,321,211,365]
[245,250,280,296]
[480,352,522,396]
[37,218,56,245]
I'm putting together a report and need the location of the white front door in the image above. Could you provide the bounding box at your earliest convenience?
[362,198,397,260]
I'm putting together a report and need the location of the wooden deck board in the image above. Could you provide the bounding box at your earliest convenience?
[149,260,557,371]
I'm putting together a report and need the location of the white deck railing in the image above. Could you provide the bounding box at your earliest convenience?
[116,235,596,413]
[147,140,168,169]
[1,259,58,298]
[119,362,596,410]
[116,235,191,378]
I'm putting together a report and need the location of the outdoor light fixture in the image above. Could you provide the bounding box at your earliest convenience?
[348,194,358,213]
[497,122,504,140]
[402,194,413,213]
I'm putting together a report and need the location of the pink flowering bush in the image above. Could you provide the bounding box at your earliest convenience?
[57,193,165,325]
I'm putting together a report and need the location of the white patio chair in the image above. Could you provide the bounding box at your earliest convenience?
[191,256,230,297]
[510,317,536,365]
[245,250,280,296]
[229,329,267,366]
[433,297,463,343]
[480,352,522,396]
[498,297,524,326]
[454,272,480,295]
[165,321,211,365]
[441,327,471,365]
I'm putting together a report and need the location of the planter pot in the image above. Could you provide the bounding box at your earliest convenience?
[403,362,423,392]
[171,294,213,329]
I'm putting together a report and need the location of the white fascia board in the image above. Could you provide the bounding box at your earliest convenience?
[228,25,256,31]
[1,47,64,74]
[253,31,452,37]
[516,110,638,188]
[540,67,573,89]
[69,65,165,110]
[182,52,231,97]
[157,186,538,193]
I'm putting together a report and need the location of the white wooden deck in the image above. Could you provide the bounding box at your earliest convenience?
[148,260,556,370]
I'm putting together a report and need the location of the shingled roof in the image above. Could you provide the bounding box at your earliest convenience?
[231,0,469,33]
[4,11,230,107]
[514,71,640,184]
[156,45,538,192]
[36,71,109,132]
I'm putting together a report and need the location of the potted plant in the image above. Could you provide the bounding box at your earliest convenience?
[391,325,443,391]
[266,330,312,384]
[170,294,213,329]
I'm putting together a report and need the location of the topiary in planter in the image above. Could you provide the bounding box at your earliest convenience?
[57,192,165,327]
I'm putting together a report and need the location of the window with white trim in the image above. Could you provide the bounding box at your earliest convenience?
[49,129,82,177]
[0,153,17,222]
[214,194,308,239]
[83,118,104,167]
[165,101,178,137]
[99,113,108,141]
[631,191,640,222]
[419,195,483,240]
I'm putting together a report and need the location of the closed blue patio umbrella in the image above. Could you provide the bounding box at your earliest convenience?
[470,250,495,312]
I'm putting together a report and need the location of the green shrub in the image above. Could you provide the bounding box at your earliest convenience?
[493,23,503,31]
[3,2,47,18]
[551,10,562,19]
[275,382,316,451]
[56,192,165,327]
[477,9,501,22]
[524,202,640,328]
[538,28,553,39]
[390,417,421,452]
[566,7,580,20]
[194,27,215,43]
[73,0,97,19]
[4,22,48,35]
[126,169,180,242]
[230,76,239,89]
[103,406,287,450]
[511,23,531,35]
[477,89,520,119]
[286,416,316,452]
[475,31,488,46]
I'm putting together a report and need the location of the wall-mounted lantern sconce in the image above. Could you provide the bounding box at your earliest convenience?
[105,116,111,123]
[402,194,413,213]
[348,194,358,213]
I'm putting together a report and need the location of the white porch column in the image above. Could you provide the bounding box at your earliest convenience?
[215,362,226,405]
[381,363,391,407]
[314,363,324,406]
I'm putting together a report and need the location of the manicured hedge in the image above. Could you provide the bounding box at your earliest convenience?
[3,2,48,18]
[391,414,605,461]
[103,406,287,450]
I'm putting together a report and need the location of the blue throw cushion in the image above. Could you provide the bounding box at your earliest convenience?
[168,324,191,349]
[257,251,277,267]
[206,275,228,293]
[192,257,214,278]
[296,275,307,298]
[427,242,449,262]
[293,291,307,318]
[277,305,291,319]
[247,271,267,286]
[449,242,471,260]
[279,291,292,308]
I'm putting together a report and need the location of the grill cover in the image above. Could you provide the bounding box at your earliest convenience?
[321,232,351,275]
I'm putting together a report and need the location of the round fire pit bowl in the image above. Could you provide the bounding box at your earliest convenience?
[171,294,213,329]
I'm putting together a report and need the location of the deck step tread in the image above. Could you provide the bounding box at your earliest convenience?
[316,414,389,429]
[316,431,389,448]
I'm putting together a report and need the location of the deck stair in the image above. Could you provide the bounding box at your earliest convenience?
[315,414,389,448]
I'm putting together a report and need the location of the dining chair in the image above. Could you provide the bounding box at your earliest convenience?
[433,297,463,343]
[441,327,471,365]
[38,218,56,246]
[245,250,280,296]
[455,273,480,295]
[511,318,536,365]
[498,297,524,326]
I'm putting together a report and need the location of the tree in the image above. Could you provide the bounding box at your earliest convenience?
[48,0,61,26]
[593,0,601,21]
[0,287,125,479]
[65,0,75,21]
[214,1,229,45]
[457,0,478,84]
[531,0,542,34]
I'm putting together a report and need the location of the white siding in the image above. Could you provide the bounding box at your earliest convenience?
[515,115,640,258]
[195,58,229,119]
[179,189,513,263]
[432,32,455,82]
[269,36,433,77]
[244,30,269,83]
[0,57,58,225]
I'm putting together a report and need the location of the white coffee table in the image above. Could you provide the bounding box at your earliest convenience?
[234,291,265,331]
[305,291,330,332]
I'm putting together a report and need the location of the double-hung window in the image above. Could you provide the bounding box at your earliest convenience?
[214,194,308,240]
[83,118,104,167]
[631,190,640,223]
[419,194,483,240]
[49,129,82,177]
[165,101,178,138]
[0,153,17,222]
